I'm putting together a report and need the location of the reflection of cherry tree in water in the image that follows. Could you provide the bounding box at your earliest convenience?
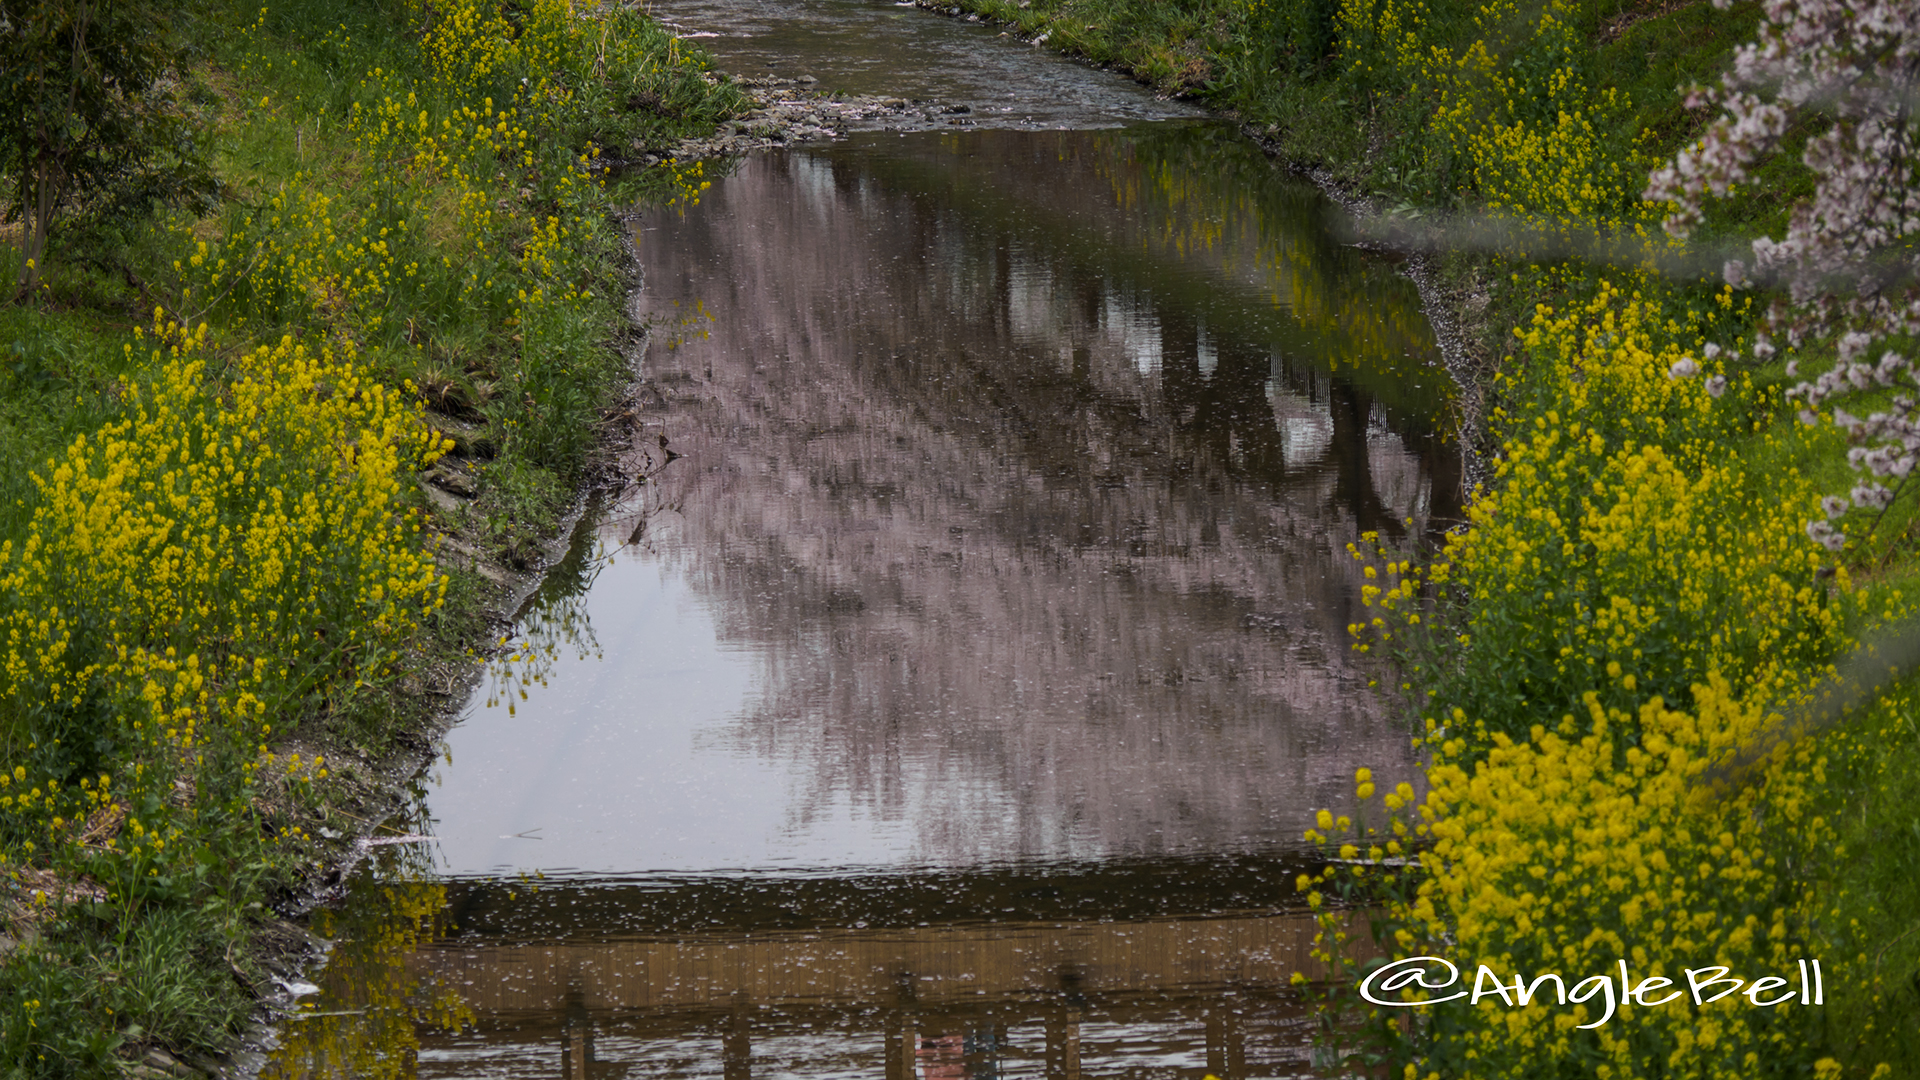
[606,132,1469,863]
[1325,380,1441,545]
[1054,125,1468,546]
[1160,315,1286,479]
[1156,309,1463,547]
[1084,124,1449,395]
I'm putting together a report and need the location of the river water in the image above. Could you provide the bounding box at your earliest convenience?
[262,4,1458,1078]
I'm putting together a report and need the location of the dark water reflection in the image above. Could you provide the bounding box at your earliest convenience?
[264,116,1454,1079]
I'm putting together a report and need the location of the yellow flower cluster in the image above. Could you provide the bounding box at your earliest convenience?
[179,0,721,484]
[1336,0,1430,88]
[1309,678,1834,1076]
[1305,278,1900,1076]
[1465,84,1646,232]
[205,20,599,339]
[1,318,444,869]
[663,159,711,212]
[1358,282,1843,718]
[1338,0,1653,233]
[2,3,738,1066]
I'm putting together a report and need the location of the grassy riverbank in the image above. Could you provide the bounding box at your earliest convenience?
[936,0,1920,1077]
[0,1,739,1075]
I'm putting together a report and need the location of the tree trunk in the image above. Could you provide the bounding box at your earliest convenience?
[20,154,61,300]
[13,0,89,301]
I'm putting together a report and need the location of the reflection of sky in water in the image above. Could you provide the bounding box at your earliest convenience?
[425,126,1456,880]
[1104,289,1164,376]
[430,563,933,875]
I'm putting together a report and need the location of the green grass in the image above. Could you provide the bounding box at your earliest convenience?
[1820,693,1920,1073]
[0,0,740,1074]
[0,299,143,539]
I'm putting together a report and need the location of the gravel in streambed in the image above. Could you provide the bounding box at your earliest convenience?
[652,75,987,162]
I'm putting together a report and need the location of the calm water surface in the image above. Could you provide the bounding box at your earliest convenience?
[262,6,1456,1077]
[432,123,1453,879]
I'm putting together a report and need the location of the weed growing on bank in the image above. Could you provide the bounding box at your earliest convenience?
[0,0,739,1074]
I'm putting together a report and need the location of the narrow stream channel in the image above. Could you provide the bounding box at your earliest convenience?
[261,5,1460,1078]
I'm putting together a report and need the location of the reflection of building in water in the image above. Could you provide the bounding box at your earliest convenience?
[381,860,1369,1078]
[267,832,1365,1078]
[561,999,624,1080]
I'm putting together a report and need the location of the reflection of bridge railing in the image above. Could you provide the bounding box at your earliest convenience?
[413,911,1370,1079]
